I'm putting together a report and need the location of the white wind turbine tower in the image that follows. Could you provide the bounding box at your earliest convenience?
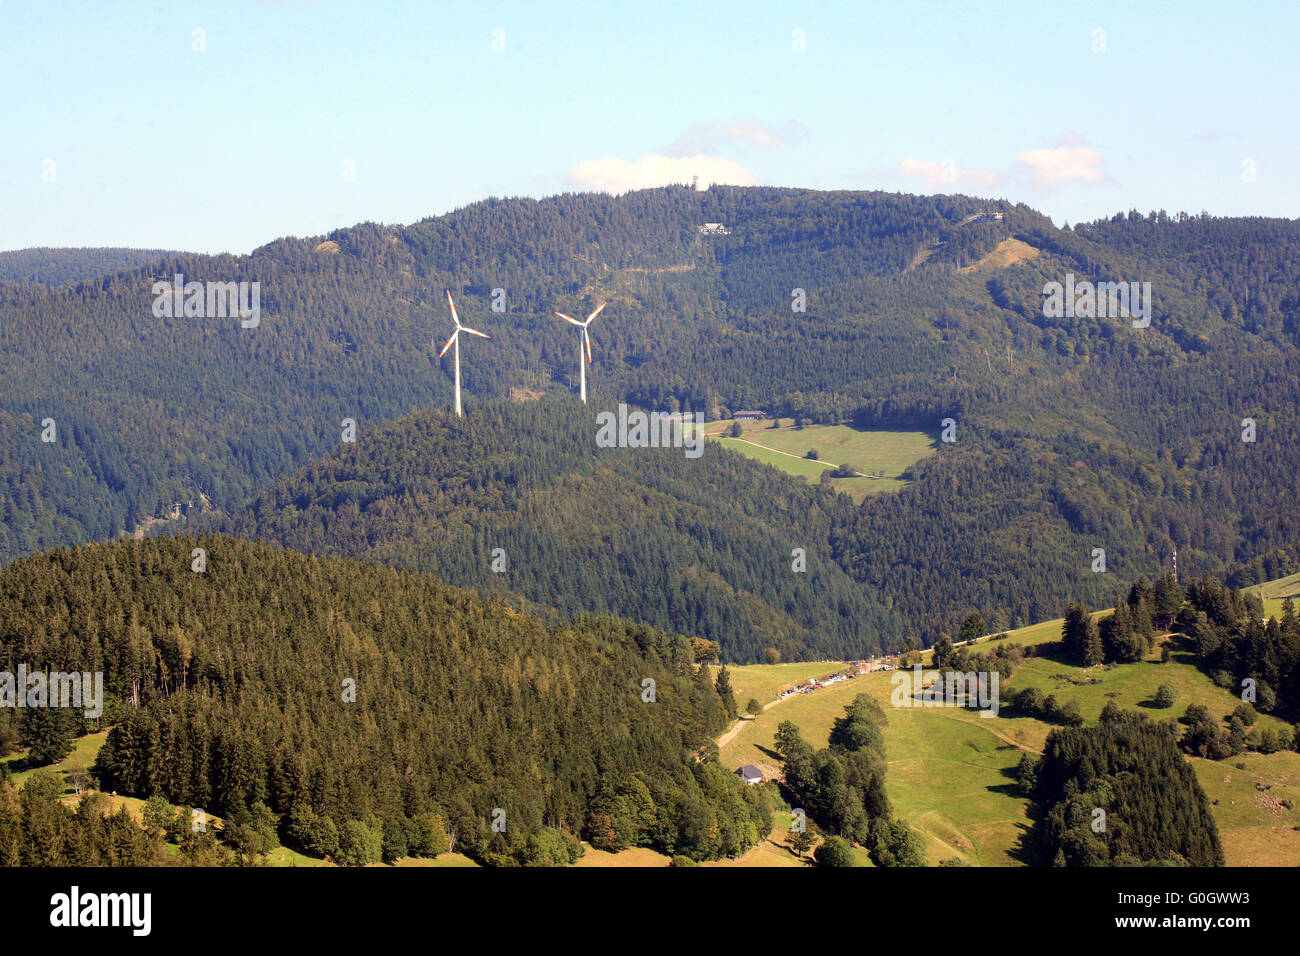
[438,289,490,417]
[554,301,608,404]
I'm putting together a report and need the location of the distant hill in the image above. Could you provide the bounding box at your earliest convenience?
[0,247,177,287]
[4,187,1300,642]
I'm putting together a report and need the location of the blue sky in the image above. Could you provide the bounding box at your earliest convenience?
[4,0,1296,254]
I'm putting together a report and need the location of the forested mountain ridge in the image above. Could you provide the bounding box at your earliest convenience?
[0,185,1020,562]
[0,247,179,288]
[4,186,1300,645]
[0,535,777,864]
[197,398,895,663]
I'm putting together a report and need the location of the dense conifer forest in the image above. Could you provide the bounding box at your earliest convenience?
[0,247,176,287]
[1028,710,1225,866]
[199,398,893,662]
[0,536,776,865]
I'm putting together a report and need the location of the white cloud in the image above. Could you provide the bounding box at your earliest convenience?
[1015,145,1108,188]
[667,118,808,156]
[892,159,1001,192]
[566,154,758,194]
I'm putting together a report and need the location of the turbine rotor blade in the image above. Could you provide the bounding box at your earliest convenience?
[461,326,490,339]
[586,301,608,323]
[583,327,593,364]
[445,289,461,327]
[554,311,584,327]
[438,330,458,358]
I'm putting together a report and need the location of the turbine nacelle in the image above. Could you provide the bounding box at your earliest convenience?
[554,301,607,365]
[439,290,491,357]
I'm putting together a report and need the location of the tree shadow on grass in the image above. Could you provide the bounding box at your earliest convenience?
[1025,640,1073,666]
[987,782,1023,797]
[1006,822,1038,865]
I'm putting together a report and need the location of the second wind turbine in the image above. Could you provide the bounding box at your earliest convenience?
[438,289,490,417]
[554,301,608,404]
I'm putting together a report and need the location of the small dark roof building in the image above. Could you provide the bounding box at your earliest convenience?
[735,764,764,784]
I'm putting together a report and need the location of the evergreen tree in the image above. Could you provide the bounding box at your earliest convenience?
[1061,603,1091,663]
[714,666,738,720]
[1154,572,1183,626]
[21,707,74,767]
[958,611,986,645]
[1082,618,1105,666]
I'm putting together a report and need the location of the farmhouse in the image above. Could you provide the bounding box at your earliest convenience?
[732,410,766,421]
[735,764,764,785]
[699,222,732,235]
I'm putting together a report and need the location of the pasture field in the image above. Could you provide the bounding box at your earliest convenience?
[720,612,1300,866]
[378,853,480,868]
[1191,751,1300,866]
[711,660,853,707]
[956,237,1042,274]
[715,436,833,481]
[707,420,936,501]
[1247,570,1300,621]
[718,667,1038,866]
[574,845,672,867]
[2,728,108,791]
[1004,636,1292,737]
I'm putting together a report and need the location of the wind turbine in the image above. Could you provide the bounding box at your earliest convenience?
[554,301,608,404]
[437,289,490,417]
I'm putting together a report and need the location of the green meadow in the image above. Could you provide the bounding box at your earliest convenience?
[712,660,853,707]
[720,610,1300,866]
[707,419,936,501]
[1247,570,1300,621]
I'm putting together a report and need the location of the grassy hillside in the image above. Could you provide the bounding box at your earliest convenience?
[712,661,852,706]
[1,729,109,791]
[1247,570,1300,620]
[1193,752,1300,866]
[719,613,1300,866]
[708,419,936,500]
